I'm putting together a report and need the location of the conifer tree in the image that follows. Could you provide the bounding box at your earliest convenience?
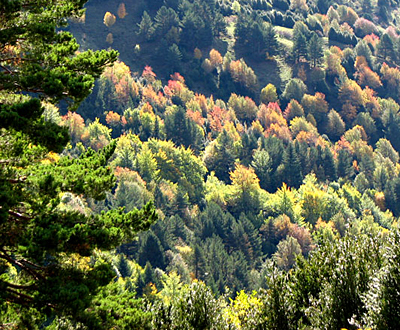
[323,147,337,181]
[153,6,179,38]
[137,11,154,41]
[205,129,236,183]
[377,33,395,61]
[282,142,303,188]
[263,23,279,58]
[0,1,156,326]
[307,32,324,68]
[336,149,354,179]
[138,231,166,270]
[192,243,207,280]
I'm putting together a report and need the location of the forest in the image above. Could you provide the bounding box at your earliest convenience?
[2,0,400,328]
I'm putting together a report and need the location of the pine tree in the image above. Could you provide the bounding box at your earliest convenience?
[377,33,395,61]
[164,106,202,152]
[251,149,272,191]
[263,23,279,58]
[192,243,207,280]
[205,130,236,183]
[0,1,156,326]
[137,11,154,41]
[282,142,303,188]
[307,32,324,68]
[294,33,308,63]
[336,149,354,179]
[323,147,337,181]
[167,43,183,70]
[153,6,179,38]
[138,231,166,270]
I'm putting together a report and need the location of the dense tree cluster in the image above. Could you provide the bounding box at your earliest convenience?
[4,0,400,328]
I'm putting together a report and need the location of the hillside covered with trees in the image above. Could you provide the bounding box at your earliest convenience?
[2,0,400,329]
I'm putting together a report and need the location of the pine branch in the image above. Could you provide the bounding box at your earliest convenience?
[5,287,34,306]
[0,250,44,281]
[4,281,36,290]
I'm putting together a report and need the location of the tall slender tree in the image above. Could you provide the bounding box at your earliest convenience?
[282,142,303,188]
[307,32,324,68]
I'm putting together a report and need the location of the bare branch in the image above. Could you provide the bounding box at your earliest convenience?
[0,65,12,74]
[20,258,45,270]
[6,287,34,305]
[8,210,31,221]
[4,281,36,290]
[8,177,27,184]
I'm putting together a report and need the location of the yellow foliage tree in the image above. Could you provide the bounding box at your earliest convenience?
[223,291,263,329]
[260,83,278,104]
[103,11,116,28]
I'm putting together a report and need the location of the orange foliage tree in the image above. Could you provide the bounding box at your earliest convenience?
[228,59,258,93]
[354,56,382,89]
[117,3,127,19]
[61,111,86,144]
[338,79,364,123]
[209,49,223,69]
[207,106,233,136]
[106,33,113,44]
[380,63,400,101]
[142,65,157,83]
[106,111,121,127]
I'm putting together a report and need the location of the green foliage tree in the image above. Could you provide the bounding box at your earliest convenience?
[327,109,346,141]
[204,129,237,183]
[137,11,154,41]
[88,280,152,329]
[164,106,202,153]
[153,6,179,38]
[355,39,374,68]
[151,280,224,329]
[282,78,307,102]
[362,231,400,329]
[138,231,166,270]
[292,22,310,63]
[167,43,183,71]
[307,32,324,68]
[0,1,156,327]
[282,142,303,188]
[377,33,395,61]
[273,235,302,271]
[251,149,272,191]
[235,15,278,60]
[259,262,291,329]
[263,22,279,58]
[180,4,213,50]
